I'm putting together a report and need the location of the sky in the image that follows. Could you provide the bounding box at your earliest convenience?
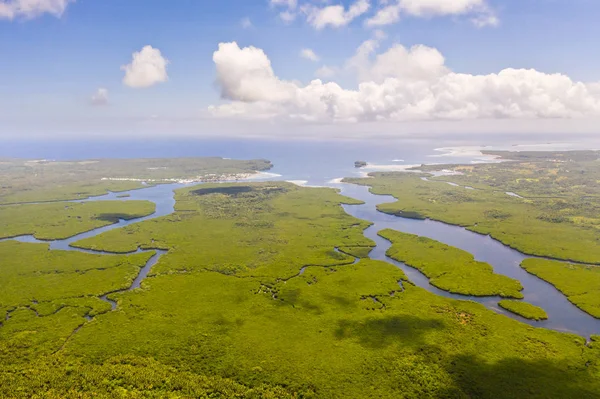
[2,0,600,141]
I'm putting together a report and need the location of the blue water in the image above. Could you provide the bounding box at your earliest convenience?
[1,138,599,337]
[0,138,476,183]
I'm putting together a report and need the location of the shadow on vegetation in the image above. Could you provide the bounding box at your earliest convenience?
[95,213,140,222]
[442,354,599,399]
[191,186,287,198]
[278,288,323,314]
[334,315,444,349]
[192,186,255,197]
[323,294,353,308]
[380,208,426,220]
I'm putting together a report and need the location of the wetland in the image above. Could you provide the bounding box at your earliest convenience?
[1,147,600,398]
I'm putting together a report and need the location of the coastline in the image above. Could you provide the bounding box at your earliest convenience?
[100,170,283,185]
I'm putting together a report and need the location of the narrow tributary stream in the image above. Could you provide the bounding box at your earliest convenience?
[2,179,599,338]
[1,183,184,314]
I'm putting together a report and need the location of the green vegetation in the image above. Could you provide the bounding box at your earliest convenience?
[71,183,374,279]
[0,355,300,398]
[379,229,523,298]
[0,200,155,240]
[0,241,153,308]
[498,300,548,321]
[3,179,600,397]
[484,150,600,163]
[344,150,600,264]
[60,259,600,398]
[0,240,153,363]
[0,157,272,204]
[521,259,600,318]
[338,246,373,258]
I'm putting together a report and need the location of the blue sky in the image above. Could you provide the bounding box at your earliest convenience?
[2,0,600,140]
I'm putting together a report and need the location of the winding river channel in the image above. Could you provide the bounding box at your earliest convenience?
[1,183,184,312]
[337,183,600,337]
[3,169,600,338]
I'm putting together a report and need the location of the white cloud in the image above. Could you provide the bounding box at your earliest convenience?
[365,3,401,27]
[345,36,383,80]
[209,41,600,124]
[270,0,496,29]
[121,45,169,89]
[270,0,297,9]
[315,65,338,79]
[300,48,320,62]
[471,13,499,28]
[270,0,298,22]
[279,10,296,23]
[241,17,253,29]
[0,0,74,20]
[360,43,449,83]
[366,0,497,28]
[90,88,109,106]
[213,42,297,103]
[303,0,371,30]
[373,29,387,40]
[399,0,485,17]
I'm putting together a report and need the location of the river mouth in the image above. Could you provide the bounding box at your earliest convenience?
[2,172,599,338]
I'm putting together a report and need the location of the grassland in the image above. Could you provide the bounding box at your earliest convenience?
[2,180,600,397]
[498,300,548,321]
[521,259,600,318]
[343,150,600,264]
[0,200,155,240]
[0,157,272,204]
[379,229,523,298]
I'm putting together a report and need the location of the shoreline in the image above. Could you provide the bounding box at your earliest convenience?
[100,170,283,185]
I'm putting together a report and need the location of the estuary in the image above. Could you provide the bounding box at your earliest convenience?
[2,150,599,337]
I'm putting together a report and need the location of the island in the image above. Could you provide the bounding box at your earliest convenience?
[498,300,549,321]
[354,160,367,168]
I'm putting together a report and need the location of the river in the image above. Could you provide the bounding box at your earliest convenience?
[1,141,599,337]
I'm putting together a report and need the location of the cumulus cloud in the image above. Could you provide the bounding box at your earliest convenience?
[365,2,401,27]
[121,45,169,89]
[90,88,109,106]
[0,0,74,20]
[351,41,449,83]
[209,41,600,124]
[213,42,297,103]
[303,0,370,30]
[300,48,320,62]
[366,0,497,28]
